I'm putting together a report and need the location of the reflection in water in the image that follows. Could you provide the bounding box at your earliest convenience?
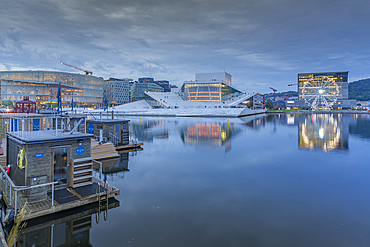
[180,122,242,152]
[298,114,349,151]
[94,153,130,182]
[129,120,168,142]
[182,123,229,145]
[3,199,119,247]
[349,114,370,139]
[239,114,267,130]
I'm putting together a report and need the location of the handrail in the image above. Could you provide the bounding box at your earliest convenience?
[92,159,102,180]
[5,115,87,134]
[0,166,59,215]
[109,133,119,146]
[13,181,58,191]
[0,166,16,188]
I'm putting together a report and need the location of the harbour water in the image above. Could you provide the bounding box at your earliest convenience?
[6,113,370,246]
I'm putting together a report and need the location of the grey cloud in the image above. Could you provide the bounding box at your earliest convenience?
[1,0,370,93]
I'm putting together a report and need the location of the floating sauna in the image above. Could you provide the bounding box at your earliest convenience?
[86,119,129,146]
[0,116,120,222]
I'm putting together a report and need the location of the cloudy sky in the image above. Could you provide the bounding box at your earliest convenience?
[1,0,370,93]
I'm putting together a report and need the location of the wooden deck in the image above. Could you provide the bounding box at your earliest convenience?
[1,176,120,222]
[91,140,119,160]
[116,143,143,151]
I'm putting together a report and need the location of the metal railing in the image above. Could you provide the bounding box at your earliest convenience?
[0,166,58,217]
[84,111,126,120]
[5,115,87,135]
[108,133,119,146]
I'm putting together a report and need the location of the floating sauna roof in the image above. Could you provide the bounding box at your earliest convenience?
[86,119,129,124]
[7,130,94,144]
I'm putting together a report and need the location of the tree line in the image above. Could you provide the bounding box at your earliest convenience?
[348,78,370,101]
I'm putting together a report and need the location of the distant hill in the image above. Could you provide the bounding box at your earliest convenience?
[348,78,370,101]
[265,91,297,97]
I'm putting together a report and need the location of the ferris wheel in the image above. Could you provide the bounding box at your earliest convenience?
[301,76,339,110]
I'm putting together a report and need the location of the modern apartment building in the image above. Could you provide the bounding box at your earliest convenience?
[103,78,132,107]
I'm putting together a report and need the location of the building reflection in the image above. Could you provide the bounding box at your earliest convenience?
[129,120,169,142]
[298,114,348,151]
[180,121,241,152]
[348,114,370,140]
[240,114,267,130]
[94,152,137,182]
[4,199,119,247]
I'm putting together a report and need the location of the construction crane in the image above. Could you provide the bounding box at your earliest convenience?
[60,62,93,75]
[269,87,277,101]
[269,87,277,93]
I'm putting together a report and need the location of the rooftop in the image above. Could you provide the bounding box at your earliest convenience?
[8,130,94,144]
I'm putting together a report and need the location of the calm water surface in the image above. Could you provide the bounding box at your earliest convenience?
[17,114,370,246]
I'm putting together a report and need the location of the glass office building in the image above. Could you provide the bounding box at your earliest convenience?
[298,71,349,100]
[131,82,164,102]
[0,71,103,107]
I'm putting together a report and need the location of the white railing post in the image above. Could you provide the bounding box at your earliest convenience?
[9,183,12,206]
[22,118,24,138]
[52,183,54,209]
[14,190,17,216]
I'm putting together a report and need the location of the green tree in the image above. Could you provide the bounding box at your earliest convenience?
[265,100,273,109]
[2,100,14,108]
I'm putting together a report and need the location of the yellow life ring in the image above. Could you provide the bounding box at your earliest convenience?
[17,148,27,169]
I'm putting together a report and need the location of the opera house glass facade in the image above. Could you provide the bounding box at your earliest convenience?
[0,71,103,107]
[179,81,244,102]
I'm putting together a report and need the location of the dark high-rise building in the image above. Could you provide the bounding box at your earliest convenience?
[138,77,154,84]
[154,80,170,92]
